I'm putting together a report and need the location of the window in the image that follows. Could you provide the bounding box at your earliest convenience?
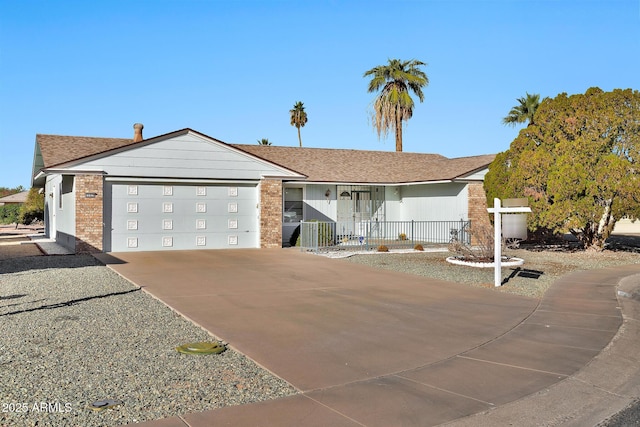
[60,175,73,210]
[283,188,303,223]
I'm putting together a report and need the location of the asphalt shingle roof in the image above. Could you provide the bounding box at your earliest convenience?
[234,145,495,183]
[36,134,134,169]
[0,191,29,204]
[34,131,495,183]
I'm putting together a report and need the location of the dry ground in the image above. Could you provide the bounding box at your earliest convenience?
[0,238,42,259]
[346,234,640,298]
[1,224,638,299]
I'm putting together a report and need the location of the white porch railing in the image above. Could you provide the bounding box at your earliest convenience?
[299,220,471,252]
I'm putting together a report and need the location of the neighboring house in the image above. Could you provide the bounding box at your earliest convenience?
[31,125,495,253]
[0,190,29,206]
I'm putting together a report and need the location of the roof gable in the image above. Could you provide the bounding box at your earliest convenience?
[36,129,304,181]
[32,128,495,184]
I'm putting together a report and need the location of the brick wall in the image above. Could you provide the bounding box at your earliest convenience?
[259,179,282,248]
[467,182,491,244]
[75,174,104,253]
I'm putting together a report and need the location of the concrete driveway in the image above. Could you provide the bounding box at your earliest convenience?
[98,249,631,426]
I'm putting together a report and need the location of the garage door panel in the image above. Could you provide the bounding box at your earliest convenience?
[112,214,257,233]
[109,231,255,251]
[107,182,259,251]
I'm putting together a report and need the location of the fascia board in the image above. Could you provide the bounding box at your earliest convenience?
[285,180,454,186]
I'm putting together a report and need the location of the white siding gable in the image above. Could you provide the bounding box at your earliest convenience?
[457,167,489,181]
[64,132,301,180]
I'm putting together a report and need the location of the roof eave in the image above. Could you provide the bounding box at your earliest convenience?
[283,179,455,186]
[42,129,306,180]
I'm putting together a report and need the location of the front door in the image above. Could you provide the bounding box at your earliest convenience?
[336,186,385,238]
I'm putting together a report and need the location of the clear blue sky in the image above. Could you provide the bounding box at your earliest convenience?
[1,0,638,188]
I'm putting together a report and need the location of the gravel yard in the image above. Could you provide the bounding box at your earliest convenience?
[0,255,296,427]
[344,242,640,298]
[0,233,638,426]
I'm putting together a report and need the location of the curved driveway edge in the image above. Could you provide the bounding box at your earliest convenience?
[444,267,640,427]
[99,249,640,427]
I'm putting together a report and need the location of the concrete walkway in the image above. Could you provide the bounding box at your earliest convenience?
[94,249,640,427]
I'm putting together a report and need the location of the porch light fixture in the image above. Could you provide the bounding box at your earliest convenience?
[340,191,351,197]
[325,189,331,204]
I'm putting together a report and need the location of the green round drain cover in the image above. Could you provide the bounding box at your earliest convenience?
[176,341,227,355]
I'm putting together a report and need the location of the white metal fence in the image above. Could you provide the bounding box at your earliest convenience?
[299,220,471,251]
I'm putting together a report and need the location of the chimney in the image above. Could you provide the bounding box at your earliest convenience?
[133,123,144,142]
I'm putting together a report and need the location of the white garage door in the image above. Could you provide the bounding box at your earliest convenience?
[105,182,259,252]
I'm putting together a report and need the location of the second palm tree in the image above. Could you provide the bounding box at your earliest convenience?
[290,101,308,147]
[502,93,542,127]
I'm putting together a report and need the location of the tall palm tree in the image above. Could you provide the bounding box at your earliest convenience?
[364,59,429,152]
[289,101,308,147]
[257,138,272,145]
[502,93,541,127]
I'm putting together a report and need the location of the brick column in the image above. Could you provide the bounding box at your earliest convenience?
[467,183,491,245]
[75,174,104,253]
[259,179,282,248]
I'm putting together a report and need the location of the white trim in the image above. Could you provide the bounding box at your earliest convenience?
[286,180,455,186]
[261,174,307,180]
[455,166,490,179]
[487,206,532,214]
[42,168,106,175]
[104,177,260,184]
[452,179,487,184]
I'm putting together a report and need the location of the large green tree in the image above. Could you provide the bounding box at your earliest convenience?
[485,87,640,250]
[364,59,428,152]
[0,186,25,225]
[18,187,44,225]
[289,101,307,147]
[502,92,542,127]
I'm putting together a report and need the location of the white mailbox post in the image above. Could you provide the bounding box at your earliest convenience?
[487,198,531,287]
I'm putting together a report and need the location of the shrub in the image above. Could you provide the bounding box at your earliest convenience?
[316,221,334,246]
[448,223,496,261]
[398,232,407,241]
[377,245,389,252]
[18,188,44,225]
[0,204,20,224]
[296,220,334,247]
[414,244,424,251]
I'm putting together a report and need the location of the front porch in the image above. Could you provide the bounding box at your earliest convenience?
[283,184,387,247]
[282,182,475,249]
[298,219,471,252]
